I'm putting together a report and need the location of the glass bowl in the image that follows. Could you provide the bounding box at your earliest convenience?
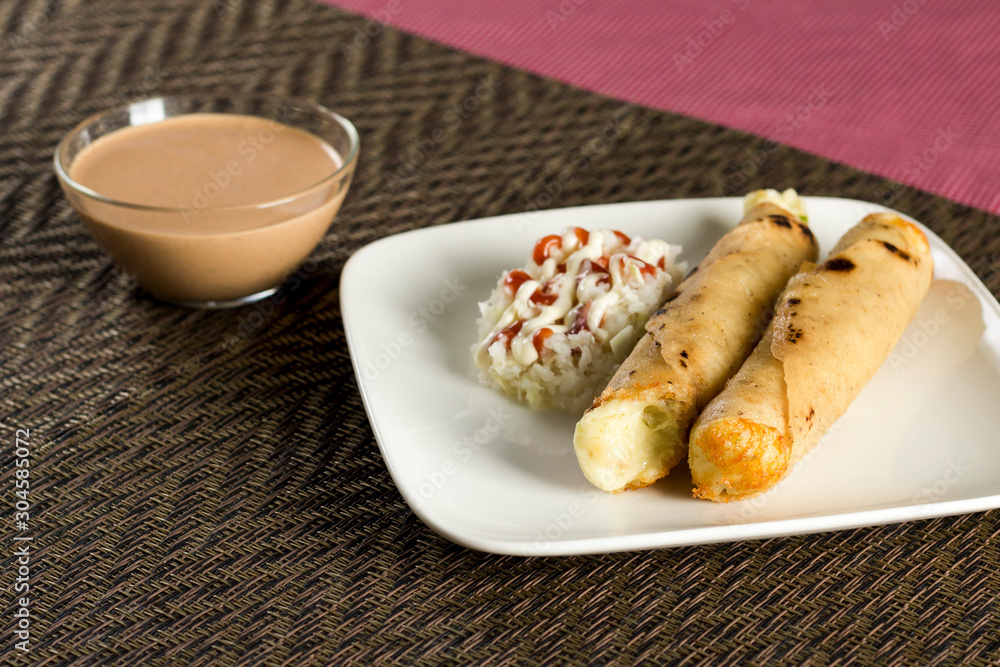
[54,94,359,308]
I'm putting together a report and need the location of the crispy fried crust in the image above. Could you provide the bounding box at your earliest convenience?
[690,418,788,501]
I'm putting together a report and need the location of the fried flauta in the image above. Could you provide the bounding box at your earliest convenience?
[689,213,934,501]
[573,190,819,492]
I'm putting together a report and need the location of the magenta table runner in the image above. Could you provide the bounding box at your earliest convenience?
[324,0,1000,215]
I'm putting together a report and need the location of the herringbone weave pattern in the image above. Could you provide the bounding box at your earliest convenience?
[1,0,999,665]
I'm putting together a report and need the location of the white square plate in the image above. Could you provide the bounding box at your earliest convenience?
[341,197,1000,556]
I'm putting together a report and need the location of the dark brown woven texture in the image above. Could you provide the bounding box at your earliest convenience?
[1,0,999,664]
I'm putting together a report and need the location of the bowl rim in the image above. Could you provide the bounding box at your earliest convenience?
[53,92,360,212]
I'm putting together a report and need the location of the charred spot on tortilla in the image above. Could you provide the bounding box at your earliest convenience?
[822,257,856,272]
[680,350,689,358]
[655,293,680,316]
[685,265,699,279]
[881,241,912,261]
[797,223,814,240]
[787,297,801,305]
[768,214,792,228]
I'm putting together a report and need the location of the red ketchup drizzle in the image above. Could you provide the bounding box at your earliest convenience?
[492,320,523,349]
[530,290,558,306]
[572,227,590,246]
[614,231,631,246]
[533,235,562,265]
[503,270,531,296]
[532,327,553,354]
[628,255,659,278]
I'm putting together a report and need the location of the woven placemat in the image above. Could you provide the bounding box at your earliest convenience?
[1,0,999,664]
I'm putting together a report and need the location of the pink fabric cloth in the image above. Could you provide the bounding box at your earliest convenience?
[324,0,1000,214]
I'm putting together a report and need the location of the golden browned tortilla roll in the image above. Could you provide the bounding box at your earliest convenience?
[689,212,934,502]
[573,191,819,492]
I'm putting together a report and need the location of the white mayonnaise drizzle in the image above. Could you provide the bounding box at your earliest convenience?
[474,228,674,369]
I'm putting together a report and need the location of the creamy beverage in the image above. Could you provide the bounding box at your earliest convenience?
[63,112,352,305]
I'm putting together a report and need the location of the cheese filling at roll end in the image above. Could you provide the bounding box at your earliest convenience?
[574,399,685,492]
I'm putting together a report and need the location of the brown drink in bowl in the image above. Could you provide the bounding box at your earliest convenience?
[55,95,359,307]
